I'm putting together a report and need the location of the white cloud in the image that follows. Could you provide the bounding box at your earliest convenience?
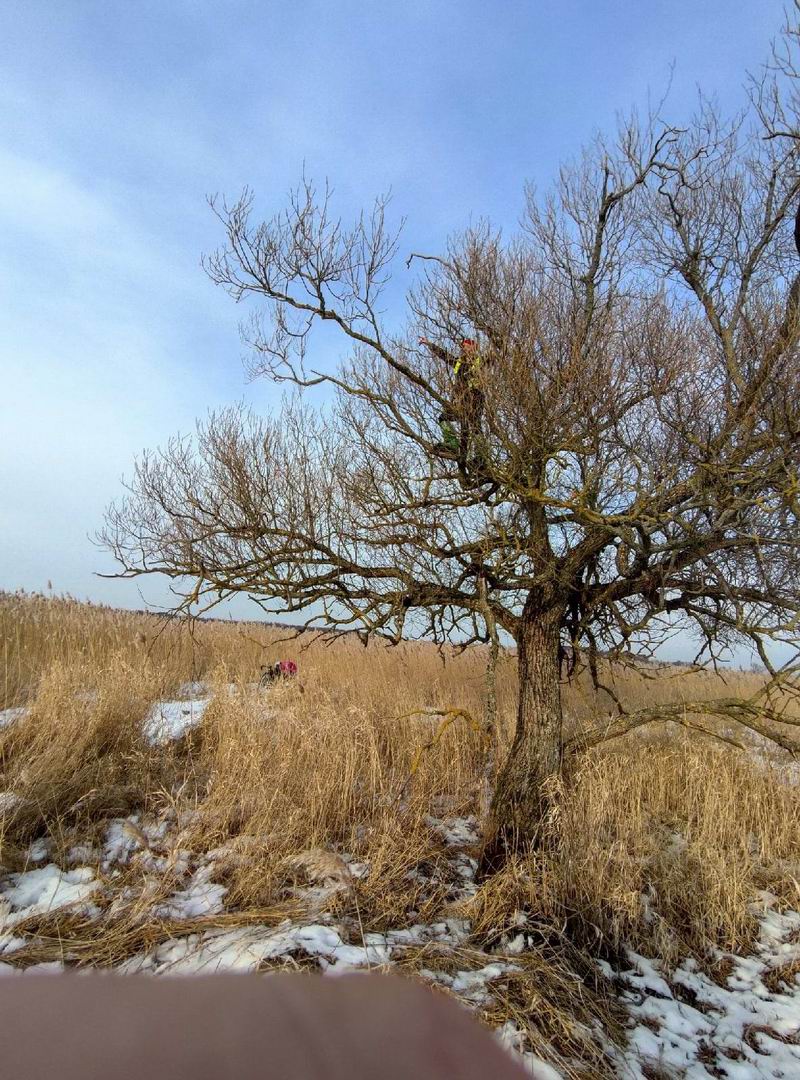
[0,148,236,605]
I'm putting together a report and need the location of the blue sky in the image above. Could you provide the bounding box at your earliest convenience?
[0,1,787,635]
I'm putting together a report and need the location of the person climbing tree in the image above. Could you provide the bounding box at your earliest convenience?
[420,337,488,476]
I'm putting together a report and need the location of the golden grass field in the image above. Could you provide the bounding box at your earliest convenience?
[2,589,799,1076]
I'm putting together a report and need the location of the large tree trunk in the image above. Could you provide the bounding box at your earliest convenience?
[478,573,500,822]
[479,600,563,873]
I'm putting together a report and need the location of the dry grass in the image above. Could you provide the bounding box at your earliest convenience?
[1,588,284,707]
[2,590,799,1076]
[463,742,800,965]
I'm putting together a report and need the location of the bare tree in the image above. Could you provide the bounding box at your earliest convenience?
[103,32,800,869]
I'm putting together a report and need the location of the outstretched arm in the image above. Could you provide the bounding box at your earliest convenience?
[419,337,455,366]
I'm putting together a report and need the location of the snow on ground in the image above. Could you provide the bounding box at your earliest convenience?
[601,895,800,1079]
[3,806,800,1078]
[498,1024,566,1080]
[120,913,475,976]
[0,693,209,744]
[154,867,227,920]
[424,814,481,848]
[143,682,274,744]
[27,838,50,863]
[0,811,560,1076]
[0,930,26,957]
[0,687,213,745]
[0,791,23,814]
[0,865,100,928]
[0,706,27,729]
[144,697,210,744]
[119,922,394,974]
[100,814,178,868]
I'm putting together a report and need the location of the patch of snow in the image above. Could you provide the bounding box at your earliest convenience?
[451,962,517,999]
[102,819,141,868]
[453,852,479,896]
[0,904,27,958]
[16,960,64,974]
[496,1023,565,1080]
[167,850,193,878]
[377,919,471,948]
[156,870,227,920]
[27,838,50,864]
[0,706,27,729]
[66,844,101,865]
[142,816,172,845]
[347,861,370,879]
[0,791,22,815]
[424,814,480,847]
[101,815,179,871]
[144,698,209,745]
[610,904,800,1078]
[120,921,392,975]
[0,865,99,927]
[504,932,528,955]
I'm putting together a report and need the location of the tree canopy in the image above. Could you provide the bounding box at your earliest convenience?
[104,17,800,862]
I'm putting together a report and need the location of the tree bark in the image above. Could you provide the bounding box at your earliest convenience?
[479,599,563,873]
[478,573,500,822]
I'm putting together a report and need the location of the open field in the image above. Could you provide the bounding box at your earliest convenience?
[2,590,800,1078]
